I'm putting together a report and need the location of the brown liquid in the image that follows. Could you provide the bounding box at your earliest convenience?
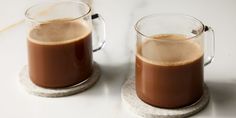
[28,19,93,88]
[136,34,203,108]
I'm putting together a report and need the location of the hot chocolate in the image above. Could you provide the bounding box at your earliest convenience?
[28,19,93,88]
[136,34,204,108]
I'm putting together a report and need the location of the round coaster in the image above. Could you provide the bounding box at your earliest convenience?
[19,62,101,97]
[121,76,210,118]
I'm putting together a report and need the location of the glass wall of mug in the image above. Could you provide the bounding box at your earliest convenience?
[135,14,214,108]
[25,1,105,88]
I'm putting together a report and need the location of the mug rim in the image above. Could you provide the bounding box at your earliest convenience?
[25,1,91,23]
[135,13,205,40]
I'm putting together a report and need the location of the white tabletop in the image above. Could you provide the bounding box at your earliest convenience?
[1,0,236,117]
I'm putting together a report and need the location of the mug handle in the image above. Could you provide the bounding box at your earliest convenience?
[91,13,106,52]
[204,26,215,66]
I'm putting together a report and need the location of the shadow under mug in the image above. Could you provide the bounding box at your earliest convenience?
[135,14,215,108]
[25,1,105,88]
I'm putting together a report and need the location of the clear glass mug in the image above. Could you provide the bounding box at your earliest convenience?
[135,14,214,108]
[25,1,105,88]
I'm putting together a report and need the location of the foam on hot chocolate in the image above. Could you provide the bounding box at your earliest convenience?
[29,19,91,45]
[137,34,203,66]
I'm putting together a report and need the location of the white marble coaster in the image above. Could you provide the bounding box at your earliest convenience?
[19,62,100,97]
[121,76,210,118]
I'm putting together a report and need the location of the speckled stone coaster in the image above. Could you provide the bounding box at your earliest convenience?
[121,76,210,118]
[19,62,100,97]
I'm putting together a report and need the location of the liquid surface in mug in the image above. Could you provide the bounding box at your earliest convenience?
[136,34,204,108]
[28,19,93,88]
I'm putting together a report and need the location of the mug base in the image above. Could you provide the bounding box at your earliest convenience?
[18,62,101,97]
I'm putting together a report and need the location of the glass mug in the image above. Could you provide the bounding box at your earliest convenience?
[135,14,214,108]
[25,1,105,88]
